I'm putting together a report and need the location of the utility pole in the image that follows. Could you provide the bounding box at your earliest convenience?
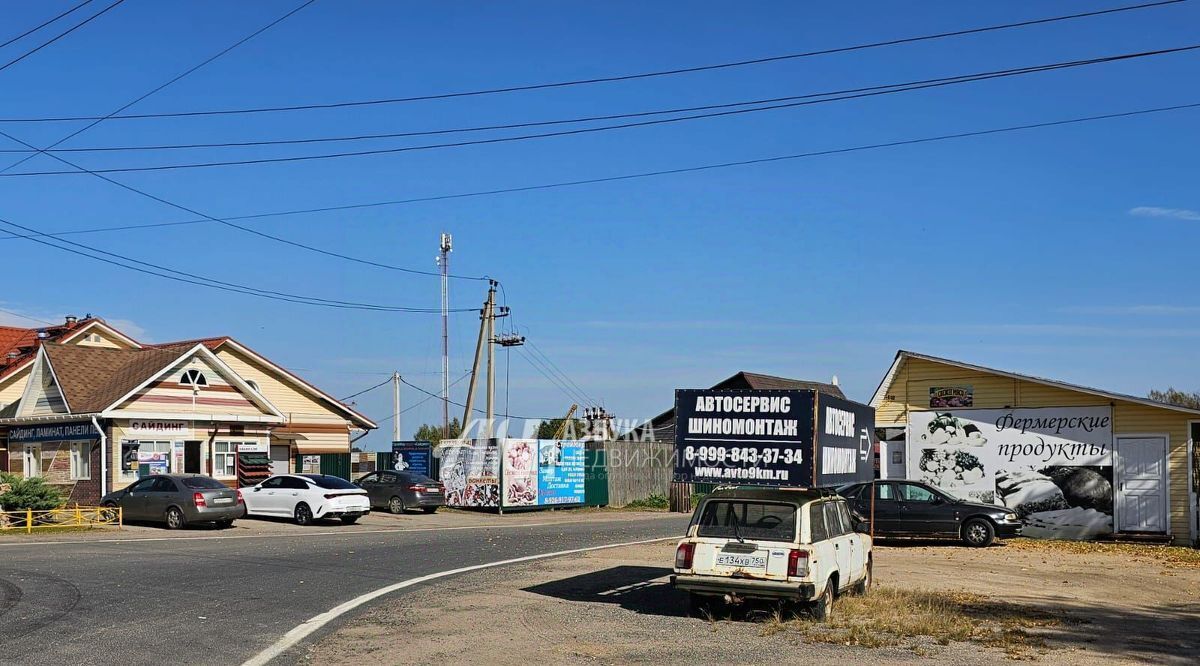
[437,233,453,439]
[462,282,493,436]
[392,371,401,443]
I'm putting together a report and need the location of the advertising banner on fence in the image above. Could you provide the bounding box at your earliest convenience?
[537,440,586,505]
[440,439,499,508]
[674,389,815,486]
[908,406,1113,539]
[391,440,433,477]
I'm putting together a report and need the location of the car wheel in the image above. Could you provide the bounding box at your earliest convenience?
[340,516,359,525]
[853,559,872,595]
[388,496,405,514]
[686,592,717,618]
[962,518,995,547]
[293,503,314,526]
[810,579,835,621]
[421,506,437,514]
[99,502,120,522]
[165,506,186,530]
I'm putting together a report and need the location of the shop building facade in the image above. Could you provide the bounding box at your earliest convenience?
[0,320,374,503]
[871,350,1200,546]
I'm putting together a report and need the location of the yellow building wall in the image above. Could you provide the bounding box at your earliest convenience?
[0,365,31,409]
[108,420,271,491]
[72,327,132,349]
[216,347,348,425]
[877,357,1194,543]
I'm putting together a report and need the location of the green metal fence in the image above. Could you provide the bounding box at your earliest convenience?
[295,453,351,480]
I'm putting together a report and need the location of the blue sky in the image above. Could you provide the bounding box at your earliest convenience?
[1,1,1198,450]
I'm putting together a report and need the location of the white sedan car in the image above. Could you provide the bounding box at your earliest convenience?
[243,474,370,525]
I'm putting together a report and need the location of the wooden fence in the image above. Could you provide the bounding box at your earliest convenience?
[602,440,673,507]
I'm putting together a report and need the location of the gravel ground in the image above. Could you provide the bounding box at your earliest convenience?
[305,537,1200,665]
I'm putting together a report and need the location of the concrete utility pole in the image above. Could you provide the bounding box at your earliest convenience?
[437,233,453,439]
[462,283,493,436]
[392,371,401,442]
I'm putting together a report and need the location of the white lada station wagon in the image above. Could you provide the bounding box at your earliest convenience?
[671,486,872,619]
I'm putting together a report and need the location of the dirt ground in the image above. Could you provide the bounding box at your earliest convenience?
[305,538,1200,665]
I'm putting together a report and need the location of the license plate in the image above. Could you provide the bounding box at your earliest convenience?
[212,497,234,505]
[716,554,767,569]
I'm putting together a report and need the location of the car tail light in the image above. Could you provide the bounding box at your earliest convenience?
[675,542,695,570]
[236,489,244,505]
[324,493,340,499]
[787,549,808,577]
[407,485,426,491]
[193,492,206,508]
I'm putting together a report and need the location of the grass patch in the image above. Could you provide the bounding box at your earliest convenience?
[622,494,670,511]
[1005,538,1200,569]
[770,586,1067,660]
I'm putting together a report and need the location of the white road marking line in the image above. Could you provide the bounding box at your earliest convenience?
[0,517,673,548]
[240,536,677,666]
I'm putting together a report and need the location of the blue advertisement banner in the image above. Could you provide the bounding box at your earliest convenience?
[391,441,433,477]
[536,440,585,506]
[9,421,99,443]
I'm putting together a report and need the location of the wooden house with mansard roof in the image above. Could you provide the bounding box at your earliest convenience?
[0,317,375,504]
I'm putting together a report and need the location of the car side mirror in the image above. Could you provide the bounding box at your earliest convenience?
[253,487,261,492]
[930,495,943,505]
[855,522,870,534]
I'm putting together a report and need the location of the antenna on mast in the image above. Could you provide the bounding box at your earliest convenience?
[437,233,453,439]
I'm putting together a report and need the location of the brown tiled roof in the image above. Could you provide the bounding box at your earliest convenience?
[42,343,187,413]
[147,336,229,351]
[0,317,110,381]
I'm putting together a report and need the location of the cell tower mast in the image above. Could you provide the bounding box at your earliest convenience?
[438,233,453,439]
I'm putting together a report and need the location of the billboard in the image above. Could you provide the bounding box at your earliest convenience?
[440,439,585,509]
[391,440,433,477]
[908,406,1113,539]
[815,393,876,488]
[672,388,874,487]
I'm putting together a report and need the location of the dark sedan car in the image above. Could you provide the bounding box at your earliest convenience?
[355,470,445,514]
[837,479,1021,547]
[101,474,242,529]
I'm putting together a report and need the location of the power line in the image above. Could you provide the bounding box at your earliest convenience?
[397,374,547,421]
[0,0,125,75]
[0,0,1183,123]
[372,371,472,425]
[0,46,1183,155]
[0,215,462,312]
[0,0,97,51]
[0,307,57,326]
[340,377,392,402]
[517,347,593,408]
[8,44,1199,177]
[1,101,1195,245]
[0,0,317,175]
[524,338,601,407]
[0,1,488,283]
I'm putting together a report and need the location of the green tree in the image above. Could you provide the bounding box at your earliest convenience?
[413,417,461,445]
[1148,387,1200,410]
[536,418,590,440]
[0,472,65,511]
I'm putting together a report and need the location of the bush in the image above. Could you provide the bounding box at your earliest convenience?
[0,473,66,512]
[624,494,669,510]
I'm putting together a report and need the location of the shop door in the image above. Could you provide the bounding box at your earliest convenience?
[270,445,291,476]
[184,441,201,474]
[1116,436,1168,533]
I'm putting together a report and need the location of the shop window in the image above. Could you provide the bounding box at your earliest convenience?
[181,369,208,388]
[121,440,171,479]
[213,442,237,478]
[23,444,41,478]
[70,442,91,480]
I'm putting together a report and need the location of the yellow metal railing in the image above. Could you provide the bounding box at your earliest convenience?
[0,505,122,533]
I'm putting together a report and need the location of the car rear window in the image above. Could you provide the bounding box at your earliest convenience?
[302,474,359,490]
[402,473,437,484]
[696,501,797,542]
[180,477,226,489]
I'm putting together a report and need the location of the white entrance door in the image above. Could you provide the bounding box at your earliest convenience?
[269,445,291,476]
[1116,436,1168,533]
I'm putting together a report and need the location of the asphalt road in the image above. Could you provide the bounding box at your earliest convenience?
[0,513,688,665]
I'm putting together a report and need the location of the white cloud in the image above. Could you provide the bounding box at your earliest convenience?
[1128,206,1200,221]
[106,318,149,342]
